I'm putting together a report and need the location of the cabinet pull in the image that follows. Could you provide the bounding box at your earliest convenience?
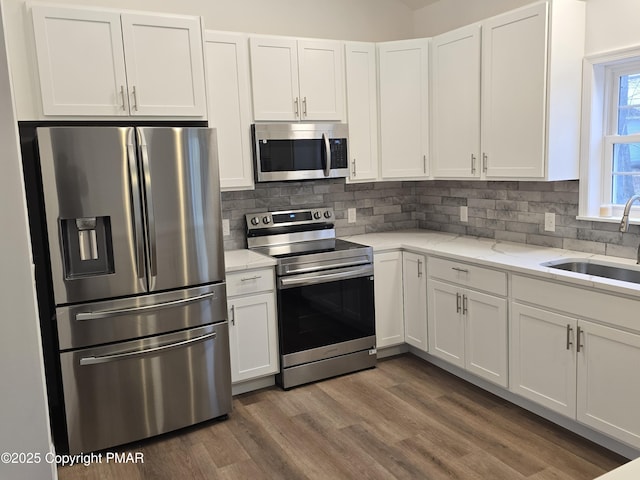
[456,292,461,313]
[423,155,427,174]
[471,154,476,174]
[120,85,126,111]
[417,259,423,278]
[240,275,262,282]
[566,324,573,350]
[302,96,307,116]
[131,86,138,111]
[482,153,488,173]
[294,97,299,117]
[462,294,468,315]
[452,267,469,274]
[230,305,235,326]
[577,326,584,353]
[352,159,357,177]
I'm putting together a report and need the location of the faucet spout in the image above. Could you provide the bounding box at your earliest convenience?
[619,194,640,232]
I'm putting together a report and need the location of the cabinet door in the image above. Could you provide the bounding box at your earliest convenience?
[378,39,429,180]
[402,252,427,351]
[345,42,379,182]
[481,2,547,178]
[510,302,576,417]
[31,5,128,116]
[121,13,206,117]
[249,36,299,121]
[427,279,464,368]
[373,251,404,348]
[297,40,344,121]
[228,292,278,383]
[577,320,640,449]
[431,24,481,179]
[204,31,254,191]
[465,290,507,387]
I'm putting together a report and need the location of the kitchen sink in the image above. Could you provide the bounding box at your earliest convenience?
[542,259,640,284]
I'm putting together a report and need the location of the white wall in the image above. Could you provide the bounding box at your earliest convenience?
[412,0,535,37]
[1,0,414,120]
[584,0,640,55]
[0,2,56,480]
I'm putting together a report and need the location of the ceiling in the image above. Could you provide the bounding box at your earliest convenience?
[395,0,441,10]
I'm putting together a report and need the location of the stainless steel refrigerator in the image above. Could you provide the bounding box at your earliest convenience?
[36,126,231,454]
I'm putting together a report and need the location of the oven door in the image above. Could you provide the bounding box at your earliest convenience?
[277,265,375,367]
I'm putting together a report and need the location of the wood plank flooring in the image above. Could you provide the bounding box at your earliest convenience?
[58,355,627,480]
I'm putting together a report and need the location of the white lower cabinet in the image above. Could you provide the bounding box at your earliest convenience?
[427,257,508,387]
[402,252,428,352]
[227,269,278,384]
[373,251,405,348]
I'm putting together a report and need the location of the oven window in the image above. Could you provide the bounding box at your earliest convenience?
[278,275,375,355]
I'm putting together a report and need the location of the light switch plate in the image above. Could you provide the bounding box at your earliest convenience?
[544,212,556,232]
[348,208,356,223]
[460,206,468,223]
[222,218,230,236]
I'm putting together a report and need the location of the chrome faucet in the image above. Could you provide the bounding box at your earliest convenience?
[619,194,640,264]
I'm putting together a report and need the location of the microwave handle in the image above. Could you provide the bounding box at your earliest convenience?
[322,133,331,177]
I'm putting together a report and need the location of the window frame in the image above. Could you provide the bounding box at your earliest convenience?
[579,46,640,223]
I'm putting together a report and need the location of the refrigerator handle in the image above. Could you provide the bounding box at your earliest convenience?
[138,129,158,290]
[126,129,146,285]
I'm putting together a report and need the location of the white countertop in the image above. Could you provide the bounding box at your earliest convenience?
[344,230,640,299]
[595,458,640,480]
[224,249,276,273]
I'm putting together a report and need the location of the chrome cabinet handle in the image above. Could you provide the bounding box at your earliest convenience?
[566,324,574,350]
[577,326,584,353]
[131,86,138,111]
[417,259,423,278]
[230,305,235,326]
[456,292,461,313]
[462,294,468,315]
[352,159,357,177]
[120,85,126,111]
[75,292,216,321]
[423,155,427,174]
[471,154,476,174]
[79,332,216,366]
[240,275,262,282]
[302,96,307,116]
[452,267,469,274]
[482,153,488,173]
[294,97,299,117]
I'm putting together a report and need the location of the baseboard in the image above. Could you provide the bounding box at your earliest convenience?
[376,344,409,359]
[232,375,275,396]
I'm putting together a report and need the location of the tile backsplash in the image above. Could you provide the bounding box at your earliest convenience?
[221,178,640,260]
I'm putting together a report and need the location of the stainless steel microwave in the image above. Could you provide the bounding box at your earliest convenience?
[252,123,349,182]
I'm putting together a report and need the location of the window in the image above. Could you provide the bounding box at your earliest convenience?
[579,48,640,221]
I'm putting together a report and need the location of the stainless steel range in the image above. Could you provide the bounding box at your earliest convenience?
[246,207,376,389]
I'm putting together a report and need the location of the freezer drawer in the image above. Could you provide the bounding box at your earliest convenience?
[56,283,226,350]
[60,322,232,454]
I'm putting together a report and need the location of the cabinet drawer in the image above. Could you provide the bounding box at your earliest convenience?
[227,268,275,297]
[427,256,506,296]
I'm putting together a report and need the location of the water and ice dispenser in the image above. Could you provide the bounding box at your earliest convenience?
[60,216,114,279]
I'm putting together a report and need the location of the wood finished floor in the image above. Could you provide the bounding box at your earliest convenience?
[58,354,627,480]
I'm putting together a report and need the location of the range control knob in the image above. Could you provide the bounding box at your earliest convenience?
[313,211,322,220]
[324,210,332,219]
[262,216,271,225]
[250,216,260,226]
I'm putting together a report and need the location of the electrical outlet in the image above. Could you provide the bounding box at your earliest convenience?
[348,208,357,223]
[222,218,230,236]
[544,212,556,232]
[460,206,468,223]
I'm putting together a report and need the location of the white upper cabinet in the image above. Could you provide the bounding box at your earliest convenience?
[249,36,344,122]
[431,24,481,179]
[204,31,254,191]
[345,42,379,182]
[481,0,585,180]
[378,39,430,180]
[31,5,206,117]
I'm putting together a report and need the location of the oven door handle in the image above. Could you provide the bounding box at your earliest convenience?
[283,257,371,275]
[279,265,373,289]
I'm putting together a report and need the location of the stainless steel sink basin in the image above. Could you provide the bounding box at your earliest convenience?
[542,259,640,284]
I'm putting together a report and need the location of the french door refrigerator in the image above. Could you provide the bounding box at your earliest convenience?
[35,126,231,454]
